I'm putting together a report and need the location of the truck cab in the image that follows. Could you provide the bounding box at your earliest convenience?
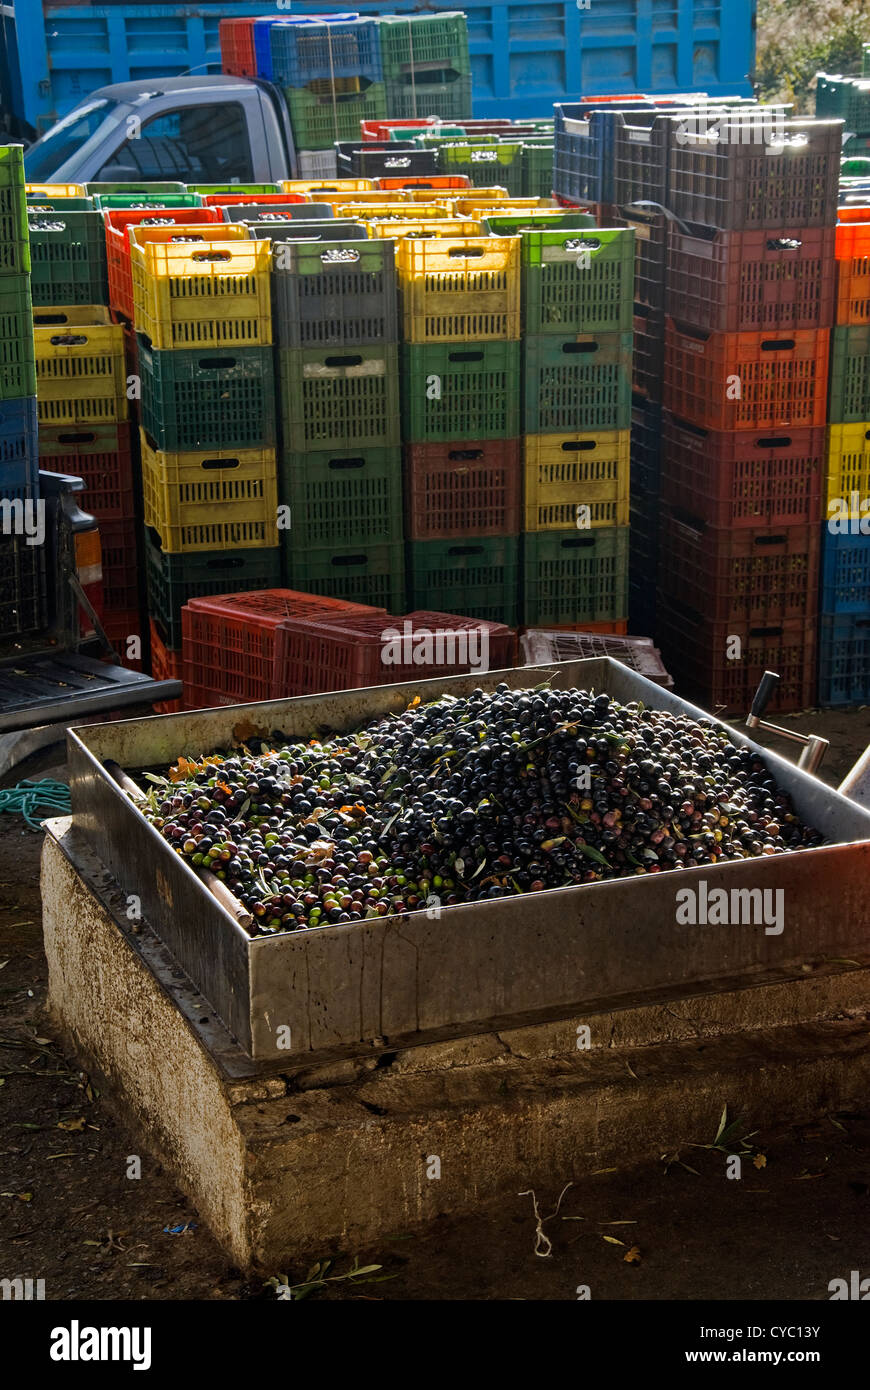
[23,76,297,186]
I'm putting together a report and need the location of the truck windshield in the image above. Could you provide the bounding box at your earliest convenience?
[24,99,127,181]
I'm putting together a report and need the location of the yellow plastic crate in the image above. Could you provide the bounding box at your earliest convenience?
[397,235,521,342]
[33,306,128,426]
[281,178,375,194]
[140,430,279,553]
[26,183,86,198]
[523,429,631,531]
[316,199,455,221]
[826,422,870,514]
[453,196,547,217]
[131,236,272,348]
[369,219,483,238]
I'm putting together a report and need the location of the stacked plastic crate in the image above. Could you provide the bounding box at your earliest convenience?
[519,220,634,630]
[816,71,870,160]
[181,588,386,709]
[657,115,841,714]
[0,148,42,641]
[378,12,472,122]
[272,230,405,611]
[819,208,870,706]
[400,233,523,624]
[130,219,281,691]
[255,15,386,178]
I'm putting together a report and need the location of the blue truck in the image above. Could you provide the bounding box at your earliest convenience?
[4,0,756,139]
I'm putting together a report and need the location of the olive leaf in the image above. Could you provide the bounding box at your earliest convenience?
[573,842,610,868]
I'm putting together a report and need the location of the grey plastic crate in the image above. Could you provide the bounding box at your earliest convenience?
[272,238,398,348]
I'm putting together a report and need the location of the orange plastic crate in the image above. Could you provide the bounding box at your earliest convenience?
[663,321,830,431]
[149,618,184,713]
[219,17,258,77]
[835,221,870,325]
[518,619,628,635]
[181,588,386,707]
[104,207,225,321]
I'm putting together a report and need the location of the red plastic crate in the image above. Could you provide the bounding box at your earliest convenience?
[835,221,870,325]
[404,439,522,540]
[658,506,820,626]
[149,618,183,713]
[666,224,837,333]
[181,588,386,708]
[105,207,224,321]
[273,609,516,697]
[519,619,628,636]
[101,608,144,672]
[37,423,136,520]
[201,192,307,207]
[99,517,141,612]
[663,321,830,431]
[220,17,258,77]
[374,175,472,191]
[655,598,817,715]
[659,414,826,528]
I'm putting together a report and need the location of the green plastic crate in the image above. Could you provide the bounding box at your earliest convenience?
[522,526,629,627]
[279,446,404,547]
[521,142,555,199]
[0,146,30,277]
[277,344,401,451]
[286,84,388,150]
[0,279,36,400]
[401,341,522,442]
[188,183,281,196]
[407,536,519,626]
[523,228,635,335]
[26,196,96,211]
[437,142,525,194]
[92,193,204,210]
[377,13,471,80]
[484,211,595,235]
[523,331,633,433]
[829,325,870,422]
[385,73,473,122]
[284,539,405,611]
[27,208,109,306]
[144,530,282,649]
[815,74,870,134]
[138,338,276,452]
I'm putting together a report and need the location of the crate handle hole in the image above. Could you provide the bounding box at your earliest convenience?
[198,357,237,369]
[561,341,597,354]
[767,238,801,251]
[332,555,367,566]
[201,458,240,470]
[447,449,483,460]
[447,246,484,257]
[560,537,594,549]
[749,627,785,638]
[563,237,600,251]
[49,334,88,346]
[324,354,363,367]
[56,432,96,445]
[327,457,365,470]
[757,436,792,448]
[561,440,595,452]
[448,350,483,362]
[191,250,232,261]
[761,340,796,352]
[449,546,483,557]
[755,535,786,547]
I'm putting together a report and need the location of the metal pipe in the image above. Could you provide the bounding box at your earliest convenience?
[839,746,870,810]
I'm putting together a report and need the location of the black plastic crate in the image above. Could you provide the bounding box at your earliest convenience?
[0,533,47,638]
[617,201,670,312]
[667,117,843,231]
[336,142,439,179]
[271,238,398,348]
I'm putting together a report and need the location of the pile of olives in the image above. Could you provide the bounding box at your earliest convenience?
[140,683,823,935]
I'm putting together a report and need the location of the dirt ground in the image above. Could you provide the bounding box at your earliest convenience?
[1,705,869,1302]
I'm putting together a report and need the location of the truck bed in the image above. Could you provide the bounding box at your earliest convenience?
[0,649,180,734]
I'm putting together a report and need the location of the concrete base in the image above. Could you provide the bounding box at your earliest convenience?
[42,817,870,1273]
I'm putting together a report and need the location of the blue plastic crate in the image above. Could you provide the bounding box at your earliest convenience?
[254,14,361,81]
[0,397,38,501]
[820,527,870,614]
[819,612,870,706]
[270,18,381,87]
